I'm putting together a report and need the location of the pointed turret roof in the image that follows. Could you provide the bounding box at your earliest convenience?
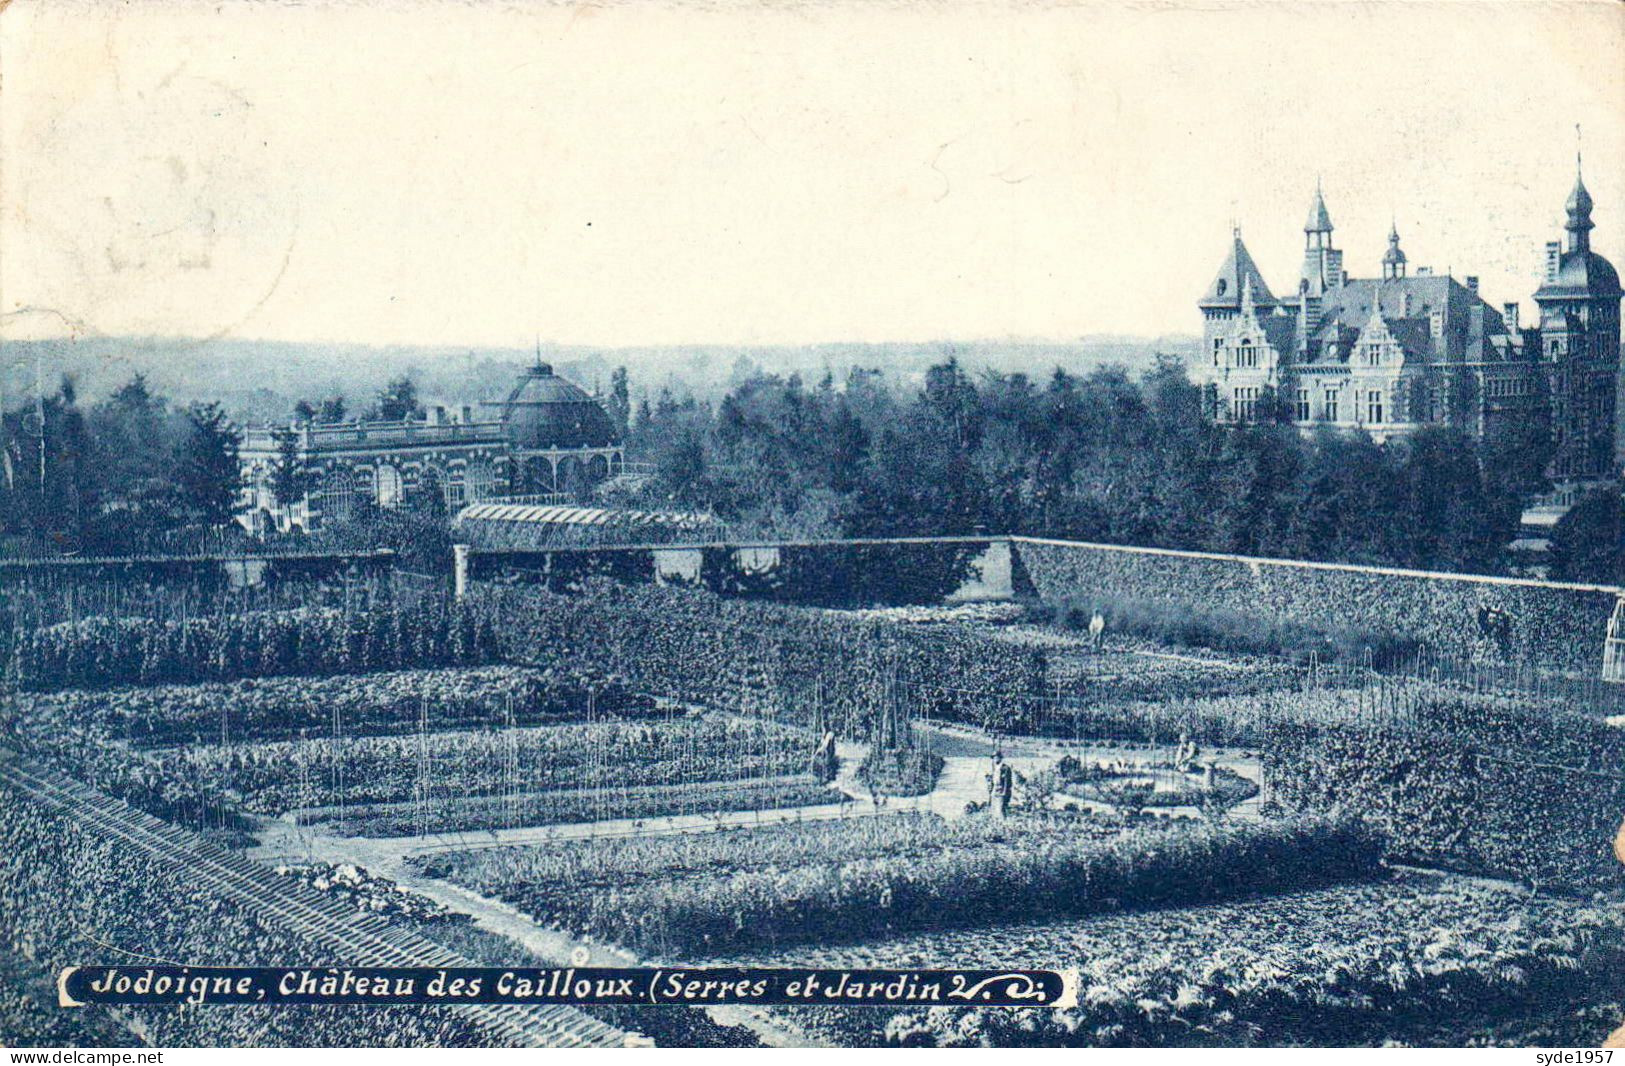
[1199,228,1277,310]
[1305,180,1334,233]
[1382,222,1407,266]
[1565,158,1594,238]
[1567,156,1593,216]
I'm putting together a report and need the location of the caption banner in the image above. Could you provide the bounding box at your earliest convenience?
[60,966,1075,1009]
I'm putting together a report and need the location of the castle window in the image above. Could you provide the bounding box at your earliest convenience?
[1216,279,1228,297]
[1322,389,1340,422]
[1233,386,1260,422]
[1367,390,1383,424]
[1212,337,1223,365]
[1294,388,1310,422]
[1365,343,1382,366]
[1237,341,1257,368]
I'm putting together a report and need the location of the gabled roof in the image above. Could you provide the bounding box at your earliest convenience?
[1199,232,1277,310]
[1305,275,1510,363]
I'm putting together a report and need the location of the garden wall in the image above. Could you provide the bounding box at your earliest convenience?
[1011,538,1623,672]
[462,537,1009,607]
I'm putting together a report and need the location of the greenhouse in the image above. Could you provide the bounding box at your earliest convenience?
[451,502,725,549]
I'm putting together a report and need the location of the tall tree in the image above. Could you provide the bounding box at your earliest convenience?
[370,377,421,422]
[178,402,243,526]
[1548,488,1624,584]
[269,427,311,508]
[317,395,348,423]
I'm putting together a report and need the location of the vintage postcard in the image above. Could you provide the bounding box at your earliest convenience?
[2,0,1624,1055]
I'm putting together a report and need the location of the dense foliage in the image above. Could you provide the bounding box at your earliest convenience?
[1015,538,1618,671]
[1265,696,1625,890]
[1548,486,1625,585]
[477,580,1048,740]
[625,358,1529,576]
[421,811,1382,957]
[171,716,812,814]
[729,875,1625,1048]
[2,375,245,557]
[0,769,535,1047]
[15,601,500,691]
[10,666,649,747]
[312,775,836,837]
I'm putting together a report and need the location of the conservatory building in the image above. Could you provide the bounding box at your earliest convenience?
[238,361,625,535]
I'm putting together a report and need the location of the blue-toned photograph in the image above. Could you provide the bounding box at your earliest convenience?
[1,0,1623,1053]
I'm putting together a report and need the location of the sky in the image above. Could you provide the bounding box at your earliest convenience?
[1,0,1622,352]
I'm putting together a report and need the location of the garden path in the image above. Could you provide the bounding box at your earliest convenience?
[248,806,842,1047]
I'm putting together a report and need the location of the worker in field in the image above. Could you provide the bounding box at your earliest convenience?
[1088,611,1106,654]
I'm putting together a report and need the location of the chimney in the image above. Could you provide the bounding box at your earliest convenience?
[1401,291,1413,317]
[1465,276,1479,295]
[461,405,474,424]
[430,405,446,425]
[1326,250,1345,287]
[1416,266,1433,277]
[1503,302,1519,332]
[1546,242,1562,281]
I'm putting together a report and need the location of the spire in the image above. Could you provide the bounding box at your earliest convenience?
[1565,152,1594,255]
[1382,219,1407,280]
[1305,177,1334,234]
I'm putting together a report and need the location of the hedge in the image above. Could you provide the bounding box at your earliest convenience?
[1264,696,1625,890]
[472,580,1048,741]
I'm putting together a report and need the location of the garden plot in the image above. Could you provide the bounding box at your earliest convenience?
[722,873,1625,1047]
[167,715,814,815]
[10,665,655,748]
[412,810,1379,959]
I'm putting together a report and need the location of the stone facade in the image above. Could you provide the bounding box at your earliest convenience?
[1192,166,1622,497]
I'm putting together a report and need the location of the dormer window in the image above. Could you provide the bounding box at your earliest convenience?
[1365,343,1382,366]
[1216,279,1228,297]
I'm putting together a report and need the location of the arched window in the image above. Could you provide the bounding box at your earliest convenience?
[316,468,358,522]
[375,464,402,509]
[466,458,498,502]
[1216,279,1228,297]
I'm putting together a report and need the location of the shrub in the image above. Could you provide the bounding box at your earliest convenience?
[1265,696,1625,890]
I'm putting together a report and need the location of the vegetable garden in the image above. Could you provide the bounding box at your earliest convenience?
[724,873,1625,1047]
[415,810,1382,957]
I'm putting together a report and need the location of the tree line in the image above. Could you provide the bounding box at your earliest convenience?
[4,358,1619,583]
[620,356,1622,583]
